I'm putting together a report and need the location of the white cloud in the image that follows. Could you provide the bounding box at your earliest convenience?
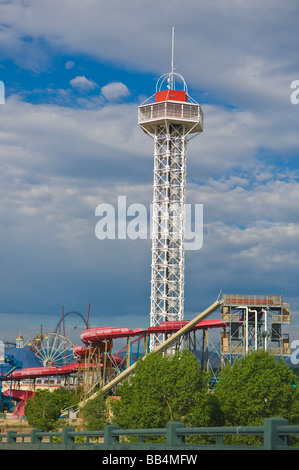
[1,0,298,109]
[0,96,299,325]
[70,75,98,92]
[0,0,299,335]
[0,97,153,330]
[101,82,130,101]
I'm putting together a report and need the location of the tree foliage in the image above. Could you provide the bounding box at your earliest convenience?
[24,389,62,431]
[111,349,223,429]
[80,392,107,430]
[23,349,299,441]
[214,350,299,426]
[24,387,79,431]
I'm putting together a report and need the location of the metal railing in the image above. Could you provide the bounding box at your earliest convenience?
[138,101,203,124]
[0,418,298,450]
[222,294,284,307]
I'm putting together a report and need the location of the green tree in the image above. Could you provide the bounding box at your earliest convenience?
[51,387,70,411]
[24,389,62,431]
[112,349,222,430]
[51,386,80,410]
[214,350,299,426]
[80,392,107,430]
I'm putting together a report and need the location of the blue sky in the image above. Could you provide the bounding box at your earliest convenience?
[0,0,299,347]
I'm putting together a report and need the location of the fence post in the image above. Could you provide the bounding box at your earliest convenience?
[61,427,75,449]
[104,425,119,446]
[166,422,185,447]
[31,428,43,445]
[263,417,289,450]
[7,430,17,444]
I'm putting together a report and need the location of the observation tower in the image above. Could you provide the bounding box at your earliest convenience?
[138,29,204,350]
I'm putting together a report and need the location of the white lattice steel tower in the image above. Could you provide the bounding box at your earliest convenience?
[138,29,204,350]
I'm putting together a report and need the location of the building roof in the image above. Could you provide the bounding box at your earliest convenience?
[6,347,42,370]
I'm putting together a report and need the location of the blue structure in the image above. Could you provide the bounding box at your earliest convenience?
[0,355,23,411]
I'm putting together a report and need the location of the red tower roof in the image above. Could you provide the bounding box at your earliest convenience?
[155,89,188,102]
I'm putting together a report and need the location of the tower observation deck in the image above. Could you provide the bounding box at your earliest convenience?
[138,32,204,350]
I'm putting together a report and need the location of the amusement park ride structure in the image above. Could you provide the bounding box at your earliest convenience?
[221,294,291,362]
[0,31,293,410]
[0,293,292,405]
[138,27,203,351]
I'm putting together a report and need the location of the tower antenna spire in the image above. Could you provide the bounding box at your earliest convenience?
[170,26,175,90]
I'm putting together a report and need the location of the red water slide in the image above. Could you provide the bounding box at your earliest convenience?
[80,319,227,344]
[1,319,226,382]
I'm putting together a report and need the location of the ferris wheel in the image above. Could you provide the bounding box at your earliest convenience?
[24,332,74,367]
